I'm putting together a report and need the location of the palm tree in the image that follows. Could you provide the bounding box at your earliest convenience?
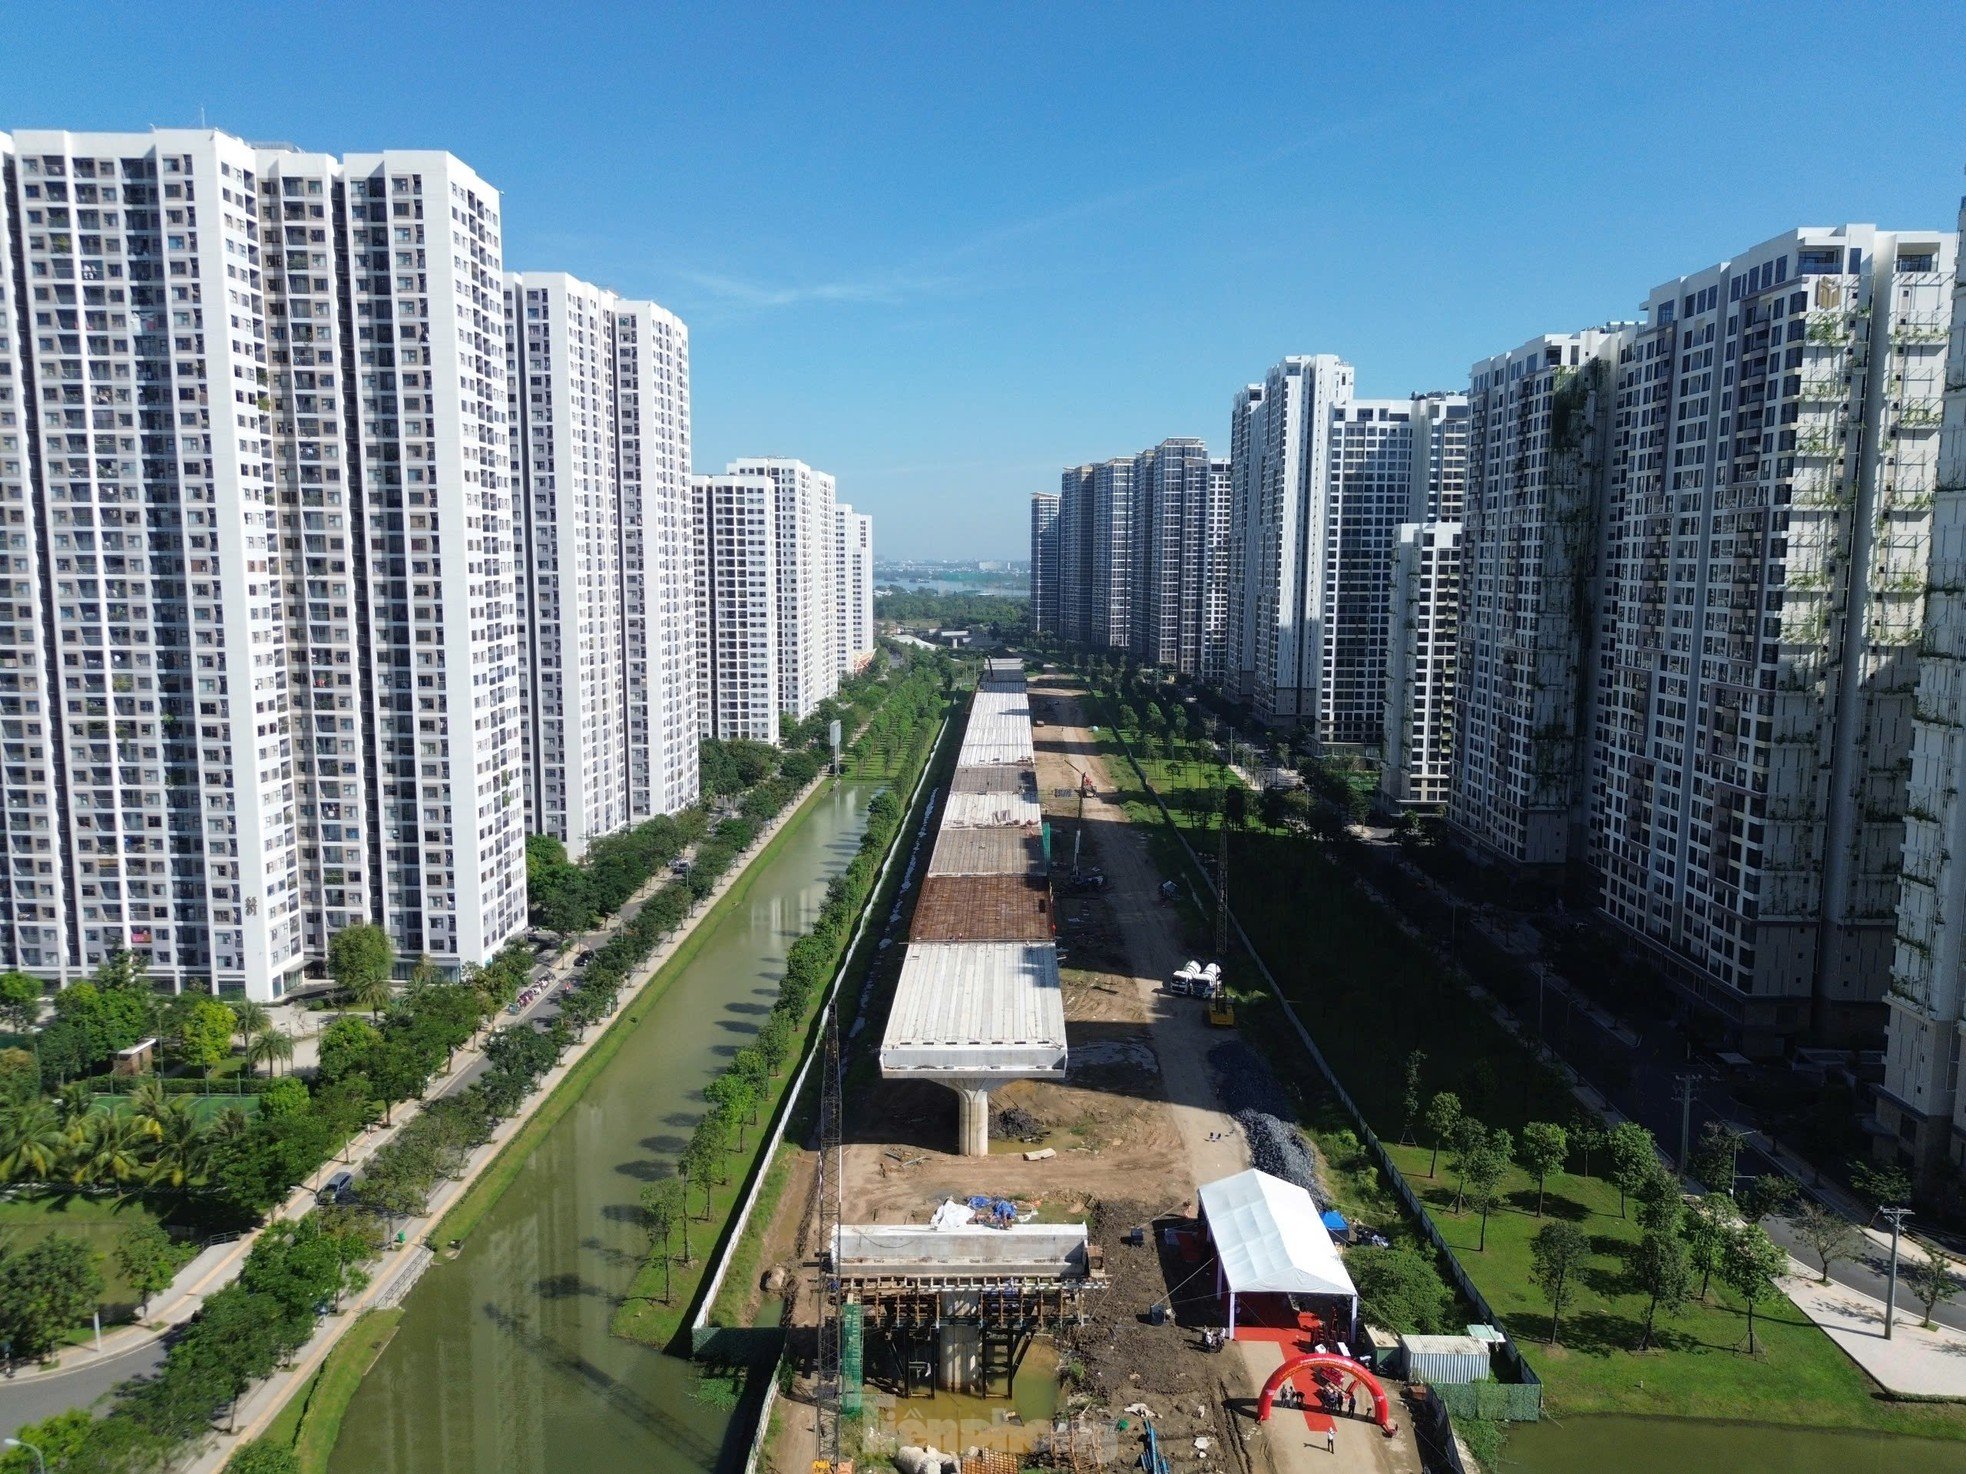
[145,1102,208,1192]
[0,1100,67,1184]
[245,1027,294,1078]
[72,1112,147,1188]
[349,973,393,1020]
[53,1080,93,1128]
[127,1078,169,1140]
[231,999,271,1051]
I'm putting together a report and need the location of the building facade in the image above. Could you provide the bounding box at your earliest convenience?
[1381,521,1462,808]
[1451,327,1629,870]
[1592,227,1955,1048]
[0,128,528,1000]
[1877,203,1966,1187]
[505,273,696,861]
[692,470,780,743]
[1028,491,1060,638]
[1089,457,1134,650]
[724,458,837,724]
[834,501,875,675]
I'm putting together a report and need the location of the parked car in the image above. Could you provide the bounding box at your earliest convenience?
[317,1170,355,1207]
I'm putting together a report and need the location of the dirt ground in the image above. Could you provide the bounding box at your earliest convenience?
[761,673,1423,1474]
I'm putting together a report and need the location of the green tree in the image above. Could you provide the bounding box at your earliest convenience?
[1690,1119,1747,1194]
[1905,1247,1964,1330]
[1349,1247,1452,1335]
[1735,1171,1797,1225]
[0,1408,93,1472]
[1424,1090,1462,1178]
[316,1015,384,1086]
[1605,1120,1659,1218]
[703,1075,758,1149]
[1684,1193,1738,1301]
[1464,1128,1512,1250]
[1517,1122,1567,1217]
[1791,1200,1861,1286]
[1400,1049,1427,1142]
[1568,1109,1605,1179]
[1529,1221,1590,1345]
[0,1234,105,1360]
[327,924,396,1016]
[1621,1228,1693,1351]
[226,1441,302,1474]
[1849,1159,1913,1211]
[1719,1223,1789,1355]
[170,997,236,1076]
[640,1180,685,1301]
[0,971,41,1038]
[0,1049,39,1107]
[115,1220,179,1315]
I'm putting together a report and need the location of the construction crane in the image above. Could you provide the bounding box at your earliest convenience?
[813,1004,846,1469]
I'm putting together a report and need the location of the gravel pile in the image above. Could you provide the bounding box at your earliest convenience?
[1234,1108,1325,1203]
[1208,1040,1294,1118]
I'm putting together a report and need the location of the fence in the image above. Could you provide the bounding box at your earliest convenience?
[1406,1385,1471,1474]
[1103,715,1543,1418]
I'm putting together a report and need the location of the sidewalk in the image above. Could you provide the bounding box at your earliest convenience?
[1779,1253,1966,1397]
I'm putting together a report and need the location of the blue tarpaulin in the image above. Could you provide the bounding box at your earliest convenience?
[1321,1210,1349,1234]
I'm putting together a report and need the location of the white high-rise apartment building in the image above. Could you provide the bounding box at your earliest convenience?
[1877,203,1966,1188]
[505,273,696,861]
[1203,458,1231,684]
[833,502,874,675]
[692,470,779,743]
[1593,226,1954,1048]
[0,128,527,1000]
[1227,356,1468,744]
[1029,492,1060,638]
[1451,327,1630,868]
[614,299,697,825]
[1381,521,1462,808]
[724,458,837,724]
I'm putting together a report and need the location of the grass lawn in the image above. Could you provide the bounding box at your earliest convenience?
[1383,1144,1966,1438]
[706,1142,798,1328]
[255,1306,405,1472]
[1074,674,1966,1439]
[0,1194,186,1323]
[612,704,953,1349]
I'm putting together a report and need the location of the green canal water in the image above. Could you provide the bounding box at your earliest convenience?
[1506,1415,1966,1473]
[328,780,877,1474]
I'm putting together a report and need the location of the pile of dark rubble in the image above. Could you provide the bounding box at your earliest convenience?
[995,1105,1045,1140]
[1234,1108,1325,1202]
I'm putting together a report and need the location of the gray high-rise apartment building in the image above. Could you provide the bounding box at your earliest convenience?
[504,272,697,861]
[1055,465,1095,646]
[0,128,527,1000]
[1451,326,1629,869]
[1879,200,1966,1190]
[1029,492,1060,637]
[1089,457,1134,649]
[1130,438,1226,677]
[1592,226,1953,1048]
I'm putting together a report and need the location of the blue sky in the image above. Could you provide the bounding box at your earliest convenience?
[9,2,1964,557]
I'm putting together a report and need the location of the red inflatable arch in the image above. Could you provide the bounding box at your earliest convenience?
[1256,1354,1397,1437]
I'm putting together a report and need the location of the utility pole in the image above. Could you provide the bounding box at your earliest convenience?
[1215,791,1230,960]
[1881,1206,1913,1340]
[1675,1074,1698,1177]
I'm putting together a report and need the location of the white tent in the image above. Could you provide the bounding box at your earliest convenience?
[1197,1168,1358,1339]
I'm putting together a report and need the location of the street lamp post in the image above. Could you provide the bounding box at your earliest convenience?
[5,1438,46,1474]
[1881,1206,1914,1340]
